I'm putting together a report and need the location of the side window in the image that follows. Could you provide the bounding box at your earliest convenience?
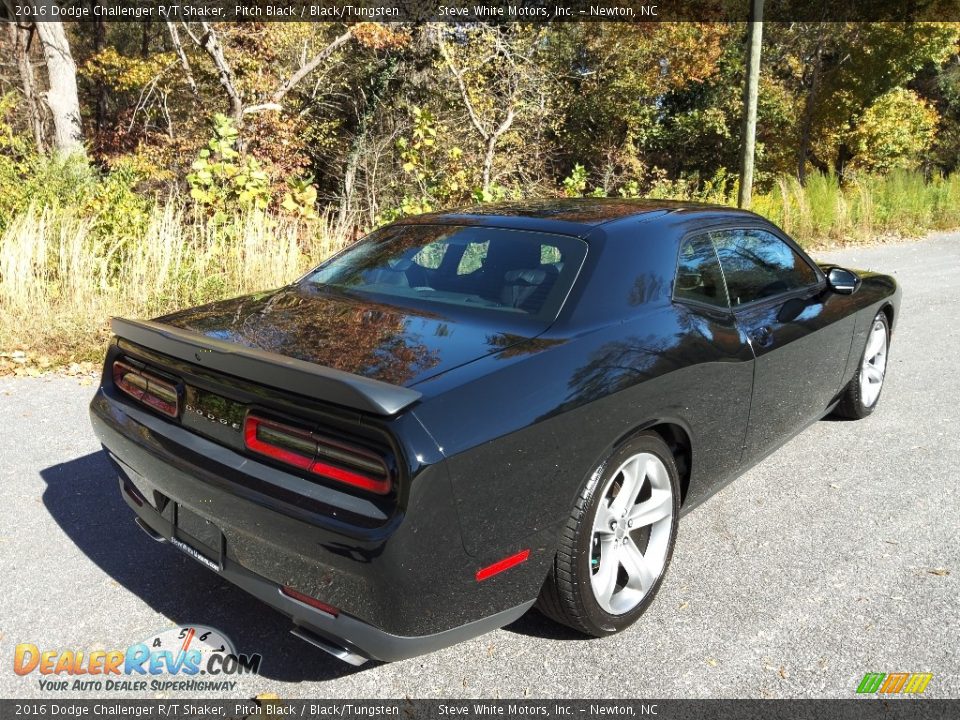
[711,229,818,306]
[674,234,729,308]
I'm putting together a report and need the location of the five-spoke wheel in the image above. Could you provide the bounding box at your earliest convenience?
[859,318,888,408]
[590,452,673,615]
[833,310,891,419]
[537,432,679,636]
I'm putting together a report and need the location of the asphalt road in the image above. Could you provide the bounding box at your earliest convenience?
[1,233,958,700]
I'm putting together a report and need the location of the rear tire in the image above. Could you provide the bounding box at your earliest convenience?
[832,310,890,420]
[537,432,680,636]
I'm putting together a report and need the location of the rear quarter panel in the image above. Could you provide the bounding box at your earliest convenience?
[411,220,754,565]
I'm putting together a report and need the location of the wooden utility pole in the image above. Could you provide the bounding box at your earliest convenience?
[738,0,764,209]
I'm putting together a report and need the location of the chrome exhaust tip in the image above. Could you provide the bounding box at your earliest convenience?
[291,626,369,667]
[135,517,167,543]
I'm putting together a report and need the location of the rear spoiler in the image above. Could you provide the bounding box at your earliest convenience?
[110,318,422,416]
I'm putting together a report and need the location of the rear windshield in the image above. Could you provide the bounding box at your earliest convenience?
[303,224,587,322]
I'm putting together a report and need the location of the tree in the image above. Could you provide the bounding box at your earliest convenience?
[767,22,958,181]
[550,23,731,191]
[34,19,85,155]
[6,18,44,151]
[436,24,549,196]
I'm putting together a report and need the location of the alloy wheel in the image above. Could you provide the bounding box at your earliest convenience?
[860,319,888,408]
[590,452,674,615]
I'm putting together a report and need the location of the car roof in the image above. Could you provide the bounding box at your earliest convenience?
[393,198,762,237]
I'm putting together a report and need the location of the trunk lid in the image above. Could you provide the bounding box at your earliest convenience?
[155,285,542,389]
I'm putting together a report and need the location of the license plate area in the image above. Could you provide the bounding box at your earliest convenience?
[172,504,223,572]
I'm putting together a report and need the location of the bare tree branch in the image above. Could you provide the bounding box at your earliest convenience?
[271,28,354,104]
[194,21,242,122]
[5,17,45,151]
[166,21,198,98]
[437,38,490,141]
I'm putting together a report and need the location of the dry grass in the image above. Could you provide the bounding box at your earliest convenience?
[751,171,960,248]
[0,201,351,369]
[2,170,958,372]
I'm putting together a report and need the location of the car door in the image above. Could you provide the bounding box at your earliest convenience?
[671,232,754,502]
[710,226,855,464]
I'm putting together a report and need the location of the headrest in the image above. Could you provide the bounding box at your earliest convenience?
[504,269,548,286]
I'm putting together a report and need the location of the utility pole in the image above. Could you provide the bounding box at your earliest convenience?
[738,0,764,209]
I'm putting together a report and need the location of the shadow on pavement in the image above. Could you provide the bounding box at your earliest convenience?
[39,451,372,683]
[503,608,594,642]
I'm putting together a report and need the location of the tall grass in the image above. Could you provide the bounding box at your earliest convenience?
[1,170,958,368]
[0,201,350,365]
[752,170,960,246]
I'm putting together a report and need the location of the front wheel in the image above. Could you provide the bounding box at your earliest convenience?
[536,432,680,636]
[832,310,890,420]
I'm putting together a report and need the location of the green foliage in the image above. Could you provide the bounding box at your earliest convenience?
[384,106,477,221]
[186,114,319,221]
[562,164,589,197]
[848,89,939,172]
[188,115,271,218]
[282,177,319,219]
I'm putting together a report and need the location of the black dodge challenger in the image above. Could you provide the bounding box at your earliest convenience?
[89,199,900,665]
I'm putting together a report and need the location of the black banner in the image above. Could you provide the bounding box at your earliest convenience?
[3,700,960,720]
[4,0,960,23]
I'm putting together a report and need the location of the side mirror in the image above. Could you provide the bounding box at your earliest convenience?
[827,267,861,295]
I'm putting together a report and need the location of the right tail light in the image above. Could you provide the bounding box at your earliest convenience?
[243,414,392,495]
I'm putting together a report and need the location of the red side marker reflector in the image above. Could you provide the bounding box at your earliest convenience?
[475,549,531,582]
[280,586,340,617]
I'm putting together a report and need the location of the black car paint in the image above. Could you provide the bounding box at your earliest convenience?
[89,199,900,662]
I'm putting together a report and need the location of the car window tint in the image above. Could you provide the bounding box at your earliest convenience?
[305,225,587,321]
[710,229,818,306]
[674,234,728,308]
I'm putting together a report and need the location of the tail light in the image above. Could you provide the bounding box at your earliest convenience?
[243,414,392,495]
[112,360,180,418]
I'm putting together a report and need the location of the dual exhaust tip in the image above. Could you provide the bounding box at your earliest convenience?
[290,626,369,667]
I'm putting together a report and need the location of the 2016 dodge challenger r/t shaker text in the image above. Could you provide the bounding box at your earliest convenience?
[89,199,900,665]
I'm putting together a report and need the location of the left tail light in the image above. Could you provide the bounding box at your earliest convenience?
[112,359,180,418]
[243,413,392,495]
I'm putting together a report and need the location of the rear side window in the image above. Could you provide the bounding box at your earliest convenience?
[304,225,587,321]
[710,229,818,306]
[674,234,728,308]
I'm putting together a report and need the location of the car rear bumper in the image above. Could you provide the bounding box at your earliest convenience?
[118,480,531,664]
[89,388,543,663]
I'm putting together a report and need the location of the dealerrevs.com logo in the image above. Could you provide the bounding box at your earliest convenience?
[14,625,262,693]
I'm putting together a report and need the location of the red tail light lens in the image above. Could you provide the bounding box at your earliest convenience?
[112,360,180,418]
[243,414,392,495]
[280,586,339,617]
